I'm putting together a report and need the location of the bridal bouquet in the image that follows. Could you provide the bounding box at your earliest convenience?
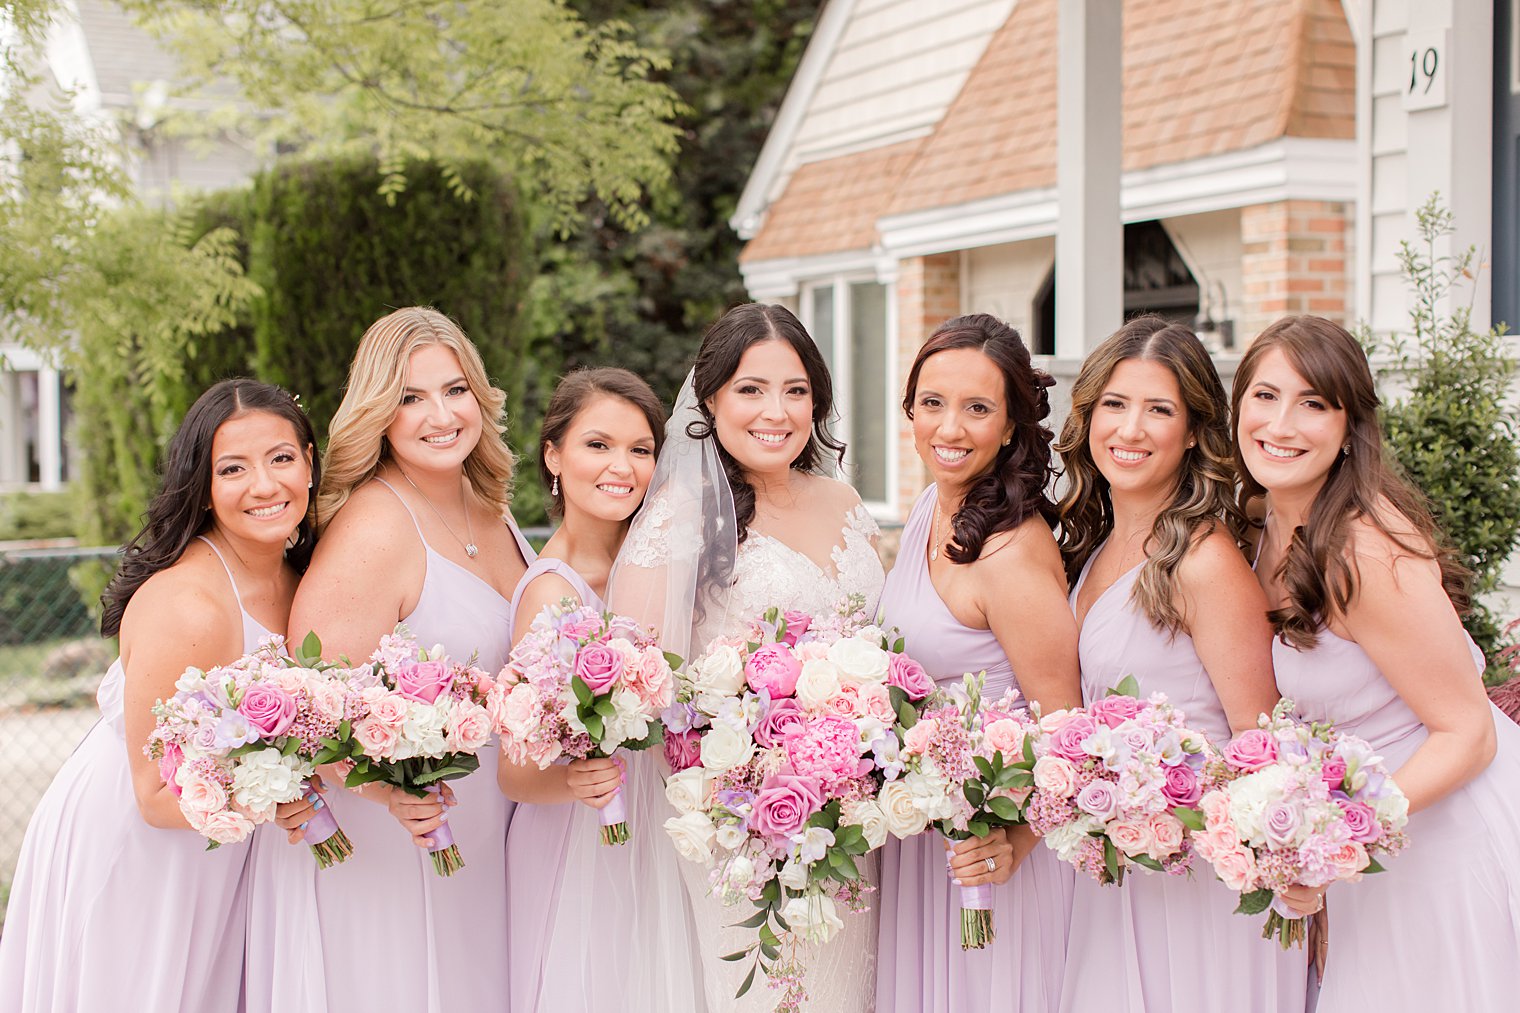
[493,601,675,844]
[1023,677,1216,888]
[661,598,926,1009]
[884,671,1034,949]
[1188,700,1410,947]
[147,635,358,867]
[316,626,498,876]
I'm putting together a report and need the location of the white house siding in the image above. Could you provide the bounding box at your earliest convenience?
[963,236,1055,338]
[1365,0,1409,335]
[1163,209,1245,345]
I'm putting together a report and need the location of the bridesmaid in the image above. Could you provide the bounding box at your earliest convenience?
[244,307,534,1013]
[1236,316,1520,1011]
[501,367,665,1012]
[0,380,316,1012]
[1053,316,1306,1012]
[876,313,1081,1013]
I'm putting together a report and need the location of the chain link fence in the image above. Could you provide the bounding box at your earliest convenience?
[0,544,117,923]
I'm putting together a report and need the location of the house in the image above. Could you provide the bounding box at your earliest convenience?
[733,0,1512,521]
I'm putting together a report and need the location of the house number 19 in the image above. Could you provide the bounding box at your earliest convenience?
[1403,29,1448,111]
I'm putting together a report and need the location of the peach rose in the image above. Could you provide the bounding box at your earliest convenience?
[1147,813,1185,856]
[1213,845,1260,893]
[1108,818,1157,857]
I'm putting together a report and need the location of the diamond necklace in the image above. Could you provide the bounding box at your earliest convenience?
[398,468,479,558]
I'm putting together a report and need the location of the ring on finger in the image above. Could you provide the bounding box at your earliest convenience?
[984,857,997,873]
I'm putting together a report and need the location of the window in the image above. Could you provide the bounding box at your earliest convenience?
[801,278,894,509]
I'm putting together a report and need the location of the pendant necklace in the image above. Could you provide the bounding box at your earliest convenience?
[398,468,479,558]
[929,497,949,562]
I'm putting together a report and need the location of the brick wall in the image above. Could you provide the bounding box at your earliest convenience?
[893,253,962,516]
[1239,199,1350,343]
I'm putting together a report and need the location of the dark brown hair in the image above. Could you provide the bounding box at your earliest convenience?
[1232,315,1470,648]
[539,367,667,518]
[903,313,1057,561]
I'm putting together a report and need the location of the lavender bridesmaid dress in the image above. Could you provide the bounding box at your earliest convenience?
[0,538,263,1012]
[243,479,533,1013]
[1273,628,1520,1011]
[1058,546,1308,1013]
[876,486,1074,1013]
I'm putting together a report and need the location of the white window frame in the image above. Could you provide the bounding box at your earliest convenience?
[798,275,899,519]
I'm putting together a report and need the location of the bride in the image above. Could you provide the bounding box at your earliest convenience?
[610,302,885,1011]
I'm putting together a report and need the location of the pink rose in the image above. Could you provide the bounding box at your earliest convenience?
[746,643,802,698]
[856,683,896,725]
[158,743,184,795]
[1147,813,1185,856]
[369,692,409,727]
[395,659,455,704]
[1200,790,1231,828]
[237,683,298,739]
[573,643,626,696]
[1033,755,1079,797]
[176,768,227,816]
[309,681,349,722]
[786,715,866,785]
[902,717,939,756]
[1050,713,1099,763]
[1108,818,1156,857]
[489,681,539,741]
[628,647,675,709]
[1161,763,1202,806]
[1076,779,1120,821]
[983,718,1027,758]
[664,728,702,772]
[198,809,255,845]
[1321,755,1348,791]
[1336,798,1382,844]
[886,653,934,701]
[559,617,602,642]
[780,611,812,646]
[353,716,400,759]
[1264,801,1304,847]
[1213,846,1260,892]
[823,683,863,717]
[755,698,807,749]
[1222,729,1279,773]
[749,772,824,840]
[446,701,493,752]
[1088,694,1143,728]
[1327,840,1369,879]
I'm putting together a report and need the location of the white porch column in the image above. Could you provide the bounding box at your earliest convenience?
[1055,0,1123,359]
[37,365,63,490]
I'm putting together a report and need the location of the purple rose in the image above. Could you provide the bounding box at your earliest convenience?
[754,697,808,749]
[886,653,934,701]
[395,659,455,704]
[1336,798,1382,844]
[663,728,701,772]
[1050,714,1100,763]
[780,611,812,646]
[1075,779,1119,821]
[1222,728,1279,773]
[749,772,824,841]
[1263,801,1303,847]
[606,614,643,643]
[746,643,802,698]
[237,682,298,739]
[1088,694,1143,729]
[1161,762,1201,806]
[573,643,627,696]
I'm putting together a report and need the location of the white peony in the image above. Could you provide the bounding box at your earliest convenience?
[828,637,890,686]
[795,659,843,708]
[841,799,890,850]
[665,810,717,864]
[664,768,709,815]
[698,722,755,773]
[780,892,845,945]
[231,747,308,817]
[879,779,930,838]
[1226,765,1291,847]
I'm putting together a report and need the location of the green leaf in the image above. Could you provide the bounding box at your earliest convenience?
[337,718,351,740]
[720,950,750,962]
[1172,806,1206,831]
[280,735,301,756]
[1022,735,1036,765]
[967,819,991,838]
[412,765,471,784]
[986,796,1020,822]
[593,696,616,719]
[300,630,322,664]
[973,755,995,781]
[834,824,865,852]
[1110,675,1140,698]
[758,923,781,947]
[1362,856,1386,874]
[760,879,780,905]
[344,766,386,788]
[760,941,780,962]
[622,724,664,753]
[583,713,604,740]
[896,700,918,730]
[663,651,684,671]
[827,849,859,880]
[1103,835,1120,883]
[892,636,905,654]
[736,962,757,998]
[1234,888,1274,915]
[571,675,593,708]
[734,908,769,929]
[1132,853,1164,872]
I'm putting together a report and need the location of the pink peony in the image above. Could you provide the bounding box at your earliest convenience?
[573,643,626,696]
[749,772,824,840]
[754,698,807,749]
[746,643,803,698]
[237,683,298,739]
[353,716,401,759]
[1088,694,1144,729]
[786,715,866,785]
[395,659,455,704]
[1049,713,1100,763]
[886,653,934,701]
[664,728,702,772]
[1108,818,1156,857]
[983,718,1027,758]
[1221,729,1279,772]
[780,611,812,646]
[1336,798,1382,844]
[1160,763,1202,806]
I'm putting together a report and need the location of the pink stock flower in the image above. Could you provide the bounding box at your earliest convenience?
[886,653,934,701]
[1161,763,1202,806]
[754,698,807,748]
[395,659,455,704]
[780,611,812,646]
[1049,713,1099,763]
[786,715,865,784]
[746,643,802,698]
[664,729,702,772]
[237,683,298,739]
[1088,694,1143,729]
[1221,729,1280,772]
[749,772,825,840]
[573,643,626,696]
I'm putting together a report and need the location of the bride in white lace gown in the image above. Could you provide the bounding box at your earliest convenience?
[611,303,885,1012]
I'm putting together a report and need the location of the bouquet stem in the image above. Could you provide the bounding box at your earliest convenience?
[1262,910,1307,949]
[959,883,995,950]
[599,790,630,846]
[301,787,353,869]
[424,785,464,877]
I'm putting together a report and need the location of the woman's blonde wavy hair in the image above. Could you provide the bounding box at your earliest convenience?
[1055,316,1245,635]
[317,307,514,531]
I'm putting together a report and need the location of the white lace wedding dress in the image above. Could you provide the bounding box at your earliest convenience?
[680,503,887,1012]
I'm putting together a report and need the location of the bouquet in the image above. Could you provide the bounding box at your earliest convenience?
[493,601,675,844]
[1023,676,1216,888]
[317,626,498,876]
[1189,700,1410,947]
[885,671,1033,949]
[661,597,927,1010]
[147,635,357,868]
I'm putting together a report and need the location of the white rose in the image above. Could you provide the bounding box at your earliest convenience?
[842,799,889,850]
[714,821,749,852]
[854,625,888,646]
[777,858,809,891]
[879,780,930,839]
[231,747,308,817]
[699,723,755,773]
[665,811,717,864]
[780,892,845,945]
[720,854,756,897]
[664,768,709,815]
[692,645,746,697]
[828,638,890,685]
[795,659,842,708]
[1041,820,1092,863]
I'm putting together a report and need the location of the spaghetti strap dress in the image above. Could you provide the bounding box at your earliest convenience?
[0,537,269,1013]
[243,478,534,1013]
[875,486,1074,1013]
[1058,545,1308,1012]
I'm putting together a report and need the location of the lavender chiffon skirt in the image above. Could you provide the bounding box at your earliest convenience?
[876,832,1073,1013]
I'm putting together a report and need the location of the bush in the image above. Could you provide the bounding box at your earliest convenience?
[0,490,80,542]
[1365,195,1520,680]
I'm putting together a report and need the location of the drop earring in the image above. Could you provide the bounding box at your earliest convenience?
[551,474,559,497]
